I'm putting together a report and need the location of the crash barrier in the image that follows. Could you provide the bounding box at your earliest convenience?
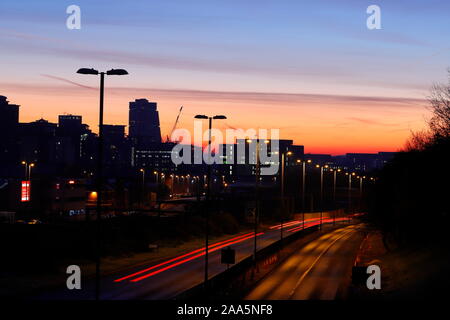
[175,224,321,300]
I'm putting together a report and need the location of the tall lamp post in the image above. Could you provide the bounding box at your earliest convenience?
[21,161,35,181]
[331,168,341,225]
[315,165,327,230]
[77,67,128,300]
[358,176,364,212]
[194,114,227,290]
[140,168,145,208]
[297,159,311,230]
[21,161,34,207]
[247,138,269,267]
[170,174,175,197]
[280,151,292,241]
[347,172,355,220]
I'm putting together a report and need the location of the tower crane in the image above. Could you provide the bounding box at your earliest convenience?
[167,105,183,142]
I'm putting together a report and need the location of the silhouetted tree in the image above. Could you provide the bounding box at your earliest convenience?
[404,129,433,152]
[368,70,450,246]
[428,69,450,139]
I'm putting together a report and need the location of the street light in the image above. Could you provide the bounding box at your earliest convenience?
[21,161,35,181]
[297,159,311,230]
[21,161,27,178]
[194,113,227,290]
[140,169,145,208]
[315,164,326,230]
[330,168,341,225]
[346,172,354,219]
[28,163,34,181]
[20,161,34,206]
[246,138,268,268]
[77,67,128,301]
[170,173,175,197]
[280,150,292,241]
[358,176,365,212]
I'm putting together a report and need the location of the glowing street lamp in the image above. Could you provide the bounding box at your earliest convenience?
[140,169,146,207]
[296,159,312,230]
[280,150,293,241]
[245,137,266,266]
[316,164,325,230]
[21,161,35,181]
[348,172,353,216]
[76,67,128,301]
[194,113,227,289]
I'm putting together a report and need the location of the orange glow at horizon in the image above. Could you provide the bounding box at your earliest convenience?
[4,83,428,155]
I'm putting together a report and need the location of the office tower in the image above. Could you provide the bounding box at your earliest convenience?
[58,115,83,135]
[56,114,93,167]
[18,119,57,165]
[103,125,129,168]
[0,96,20,169]
[129,98,162,146]
[103,125,125,144]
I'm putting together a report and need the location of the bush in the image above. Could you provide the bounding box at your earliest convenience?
[213,212,240,235]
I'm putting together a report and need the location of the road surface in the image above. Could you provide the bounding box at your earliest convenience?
[245,224,364,300]
[37,217,353,300]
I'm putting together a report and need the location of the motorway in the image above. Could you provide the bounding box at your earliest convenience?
[38,217,353,300]
[245,224,364,300]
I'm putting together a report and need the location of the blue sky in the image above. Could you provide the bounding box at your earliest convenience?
[1,0,449,153]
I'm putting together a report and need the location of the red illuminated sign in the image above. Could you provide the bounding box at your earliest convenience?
[21,180,30,202]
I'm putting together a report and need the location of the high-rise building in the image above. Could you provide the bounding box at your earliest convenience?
[18,119,57,166]
[0,96,20,170]
[103,125,129,168]
[56,114,93,168]
[220,139,304,179]
[129,99,162,146]
[103,125,125,144]
[58,115,83,135]
[132,142,178,173]
[0,95,19,131]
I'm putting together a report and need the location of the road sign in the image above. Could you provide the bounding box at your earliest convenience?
[221,247,235,265]
[21,180,30,202]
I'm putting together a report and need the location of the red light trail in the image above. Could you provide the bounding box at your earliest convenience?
[129,232,264,282]
[114,232,260,282]
[114,216,353,283]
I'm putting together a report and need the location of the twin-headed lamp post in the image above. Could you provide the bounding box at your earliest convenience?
[77,67,128,300]
[194,114,227,290]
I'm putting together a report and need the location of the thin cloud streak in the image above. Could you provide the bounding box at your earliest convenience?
[0,34,350,79]
[348,117,398,127]
[4,80,427,109]
[40,74,97,90]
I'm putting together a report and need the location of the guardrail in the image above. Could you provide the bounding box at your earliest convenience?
[175,224,321,300]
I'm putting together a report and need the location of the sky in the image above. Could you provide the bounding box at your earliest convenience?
[1,0,449,154]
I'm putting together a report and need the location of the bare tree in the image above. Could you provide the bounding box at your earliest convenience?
[427,70,450,138]
[404,129,433,151]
